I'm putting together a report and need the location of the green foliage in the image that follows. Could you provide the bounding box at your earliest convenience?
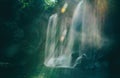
[44,0,58,9]
[19,0,33,9]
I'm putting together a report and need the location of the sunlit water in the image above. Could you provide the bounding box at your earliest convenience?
[44,0,106,68]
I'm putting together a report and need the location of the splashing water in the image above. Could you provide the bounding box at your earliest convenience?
[44,0,105,68]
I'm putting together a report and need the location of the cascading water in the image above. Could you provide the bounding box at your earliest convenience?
[44,0,105,68]
[44,13,72,68]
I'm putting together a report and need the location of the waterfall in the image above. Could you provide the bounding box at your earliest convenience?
[44,13,71,68]
[44,0,104,68]
[44,13,58,67]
